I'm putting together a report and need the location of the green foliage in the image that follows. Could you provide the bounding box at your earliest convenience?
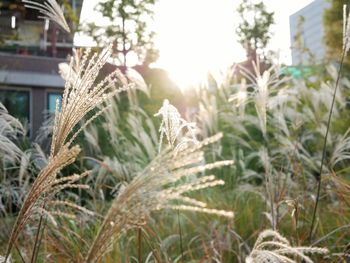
[62,0,81,31]
[190,62,350,248]
[324,0,350,66]
[85,0,158,66]
[2,60,350,262]
[3,1,350,261]
[236,0,274,60]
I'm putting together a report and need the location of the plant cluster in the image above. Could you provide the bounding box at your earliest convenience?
[1,1,349,263]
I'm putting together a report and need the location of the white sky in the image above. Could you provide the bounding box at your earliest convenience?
[75,0,315,87]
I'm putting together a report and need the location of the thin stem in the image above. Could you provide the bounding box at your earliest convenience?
[30,215,44,263]
[30,202,46,263]
[141,226,162,263]
[33,217,48,263]
[308,48,346,241]
[2,218,26,263]
[263,133,275,230]
[176,208,184,262]
[166,114,185,263]
[15,245,26,263]
[138,227,142,263]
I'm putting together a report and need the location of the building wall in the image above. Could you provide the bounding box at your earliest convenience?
[0,53,65,138]
[31,87,46,137]
[0,84,63,138]
[289,0,330,65]
[0,0,83,139]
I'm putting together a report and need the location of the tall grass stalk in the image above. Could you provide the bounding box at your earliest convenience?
[138,227,142,263]
[30,207,45,263]
[309,4,350,240]
[85,133,233,262]
[176,208,184,262]
[309,42,347,242]
[5,44,129,260]
[155,99,199,262]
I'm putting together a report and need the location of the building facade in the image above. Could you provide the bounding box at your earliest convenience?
[0,53,65,137]
[0,0,82,138]
[289,0,330,65]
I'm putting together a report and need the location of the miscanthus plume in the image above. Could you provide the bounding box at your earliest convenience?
[0,103,25,163]
[5,45,129,259]
[85,101,234,263]
[246,230,328,263]
[155,99,198,153]
[343,4,350,54]
[22,0,71,33]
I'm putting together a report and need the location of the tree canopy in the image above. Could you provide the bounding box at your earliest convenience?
[236,0,274,61]
[85,0,158,67]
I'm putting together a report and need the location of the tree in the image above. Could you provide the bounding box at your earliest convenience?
[236,0,274,61]
[85,0,158,68]
[324,0,350,66]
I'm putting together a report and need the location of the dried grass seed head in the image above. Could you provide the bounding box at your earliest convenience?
[85,133,234,262]
[343,5,350,54]
[155,99,198,153]
[5,145,81,257]
[22,0,71,33]
[246,229,328,263]
[51,45,130,156]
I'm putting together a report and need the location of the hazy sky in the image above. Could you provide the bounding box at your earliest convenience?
[75,0,315,86]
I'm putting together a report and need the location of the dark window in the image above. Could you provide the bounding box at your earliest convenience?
[47,92,62,113]
[0,89,30,123]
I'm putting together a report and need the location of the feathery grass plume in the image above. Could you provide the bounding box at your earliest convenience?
[5,145,81,258]
[6,45,129,259]
[22,0,70,33]
[51,44,130,156]
[246,229,328,263]
[0,104,36,216]
[0,150,33,216]
[0,103,25,163]
[155,98,203,261]
[37,197,94,227]
[197,89,220,136]
[330,128,350,169]
[229,78,248,117]
[238,58,281,136]
[310,5,350,240]
[85,133,233,263]
[343,5,350,55]
[155,99,198,153]
[253,63,269,136]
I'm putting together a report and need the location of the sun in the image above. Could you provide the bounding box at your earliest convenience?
[152,0,245,89]
[75,0,247,89]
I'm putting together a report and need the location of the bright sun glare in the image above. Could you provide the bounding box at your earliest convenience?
[152,0,243,88]
[75,0,314,89]
[75,0,244,89]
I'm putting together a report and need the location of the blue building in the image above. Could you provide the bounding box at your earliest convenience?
[289,0,330,65]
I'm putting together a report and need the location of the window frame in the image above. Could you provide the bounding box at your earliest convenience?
[46,91,63,113]
[0,85,32,130]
